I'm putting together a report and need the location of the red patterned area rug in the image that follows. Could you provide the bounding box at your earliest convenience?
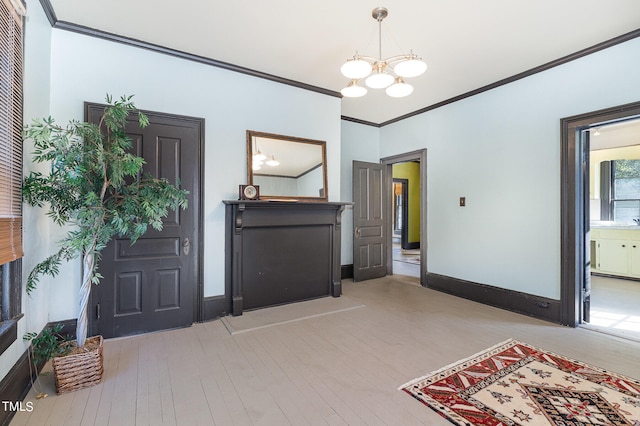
[399,339,640,425]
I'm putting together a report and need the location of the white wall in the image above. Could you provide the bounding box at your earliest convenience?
[365,37,640,299]
[36,29,342,320]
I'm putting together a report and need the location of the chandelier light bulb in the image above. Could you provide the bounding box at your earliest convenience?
[341,56,373,79]
[365,70,394,89]
[385,78,414,97]
[252,163,262,171]
[394,56,427,78]
[341,80,368,97]
[253,150,266,162]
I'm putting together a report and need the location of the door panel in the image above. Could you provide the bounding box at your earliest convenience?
[87,104,202,338]
[353,161,386,282]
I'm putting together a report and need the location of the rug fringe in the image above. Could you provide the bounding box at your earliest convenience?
[397,338,518,390]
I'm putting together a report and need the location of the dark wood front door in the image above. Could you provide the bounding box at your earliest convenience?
[87,104,203,338]
[353,160,386,282]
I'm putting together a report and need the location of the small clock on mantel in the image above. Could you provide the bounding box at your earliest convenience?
[239,184,259,200]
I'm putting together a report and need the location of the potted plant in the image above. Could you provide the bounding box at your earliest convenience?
[23,324,71,398]
[23,324,70,369]
[22,94,188,393]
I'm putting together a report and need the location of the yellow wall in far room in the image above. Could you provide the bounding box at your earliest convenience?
[393,162,420,244]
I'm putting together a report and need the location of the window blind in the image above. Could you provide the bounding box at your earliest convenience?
[0,0,23,265]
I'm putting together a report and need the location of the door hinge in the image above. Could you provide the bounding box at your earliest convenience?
[96,303,100,319]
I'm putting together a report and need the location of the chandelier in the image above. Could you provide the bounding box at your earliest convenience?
[340,7,427,98]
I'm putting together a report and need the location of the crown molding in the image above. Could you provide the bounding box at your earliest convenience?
[340,115,381,128]
[38,0,56,26]
[377,27,640,127]
[38,0,340,99]
[37,1,640,127]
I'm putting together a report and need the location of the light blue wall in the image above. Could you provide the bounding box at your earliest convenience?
[340,121,380,264]
[254,175,298,197]
[298,166,324,197]
[32,28,341,320]
[257,166,323,198]
[354,36,640,299]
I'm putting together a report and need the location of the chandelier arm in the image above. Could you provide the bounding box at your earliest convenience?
[385,54,418,65]
[352,55,422,66]
[353,55,379,64]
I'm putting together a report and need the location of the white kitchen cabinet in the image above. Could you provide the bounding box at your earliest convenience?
[631,242,640,276]
[598,239,629,274]
[591,227,640,278]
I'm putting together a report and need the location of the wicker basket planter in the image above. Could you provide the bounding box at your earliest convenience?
[52,335,104,394]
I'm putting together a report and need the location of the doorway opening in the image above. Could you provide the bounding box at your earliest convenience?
[561,101,640,342]
[586,119,640,341]
[393,178,408,247]
[391,170,419,278]
[382,150,427,284]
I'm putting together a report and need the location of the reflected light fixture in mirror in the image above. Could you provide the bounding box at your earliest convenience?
[265,156,280,167]
[246,130,328,202]
[252,145,281,171]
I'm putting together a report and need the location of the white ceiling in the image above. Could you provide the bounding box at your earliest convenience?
[252,136,323,178]
[590,118,640,151]
[48,0,640,125]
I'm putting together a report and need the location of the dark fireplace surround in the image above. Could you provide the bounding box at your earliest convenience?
[224,201,349,316]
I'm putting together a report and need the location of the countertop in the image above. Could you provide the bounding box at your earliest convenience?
[590,221,640,230]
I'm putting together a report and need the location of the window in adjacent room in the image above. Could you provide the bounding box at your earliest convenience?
[611,159,640,222]
[0,0,25,355]
[601,159,640,222]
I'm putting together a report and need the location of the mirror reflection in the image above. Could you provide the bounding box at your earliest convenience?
[247,130,328,201]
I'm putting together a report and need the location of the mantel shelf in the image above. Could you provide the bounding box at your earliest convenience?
[223,200,352,207]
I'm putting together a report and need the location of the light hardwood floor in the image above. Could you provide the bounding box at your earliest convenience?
[586,274,640,342]
[11,275,640,425]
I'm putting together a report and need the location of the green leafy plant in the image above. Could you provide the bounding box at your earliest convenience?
[23,94,188,348]
[23,324,71,367]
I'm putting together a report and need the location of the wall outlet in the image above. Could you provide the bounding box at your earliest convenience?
[460,197,466,206]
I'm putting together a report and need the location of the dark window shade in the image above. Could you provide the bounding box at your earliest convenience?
[0,0,24,266]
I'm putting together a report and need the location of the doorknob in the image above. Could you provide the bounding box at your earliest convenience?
[355,227,361,238]
[183,237,190,255]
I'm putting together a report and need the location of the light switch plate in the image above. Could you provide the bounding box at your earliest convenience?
[460,197,466,206]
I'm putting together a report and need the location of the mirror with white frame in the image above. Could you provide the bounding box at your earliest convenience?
[246,130,328,201]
